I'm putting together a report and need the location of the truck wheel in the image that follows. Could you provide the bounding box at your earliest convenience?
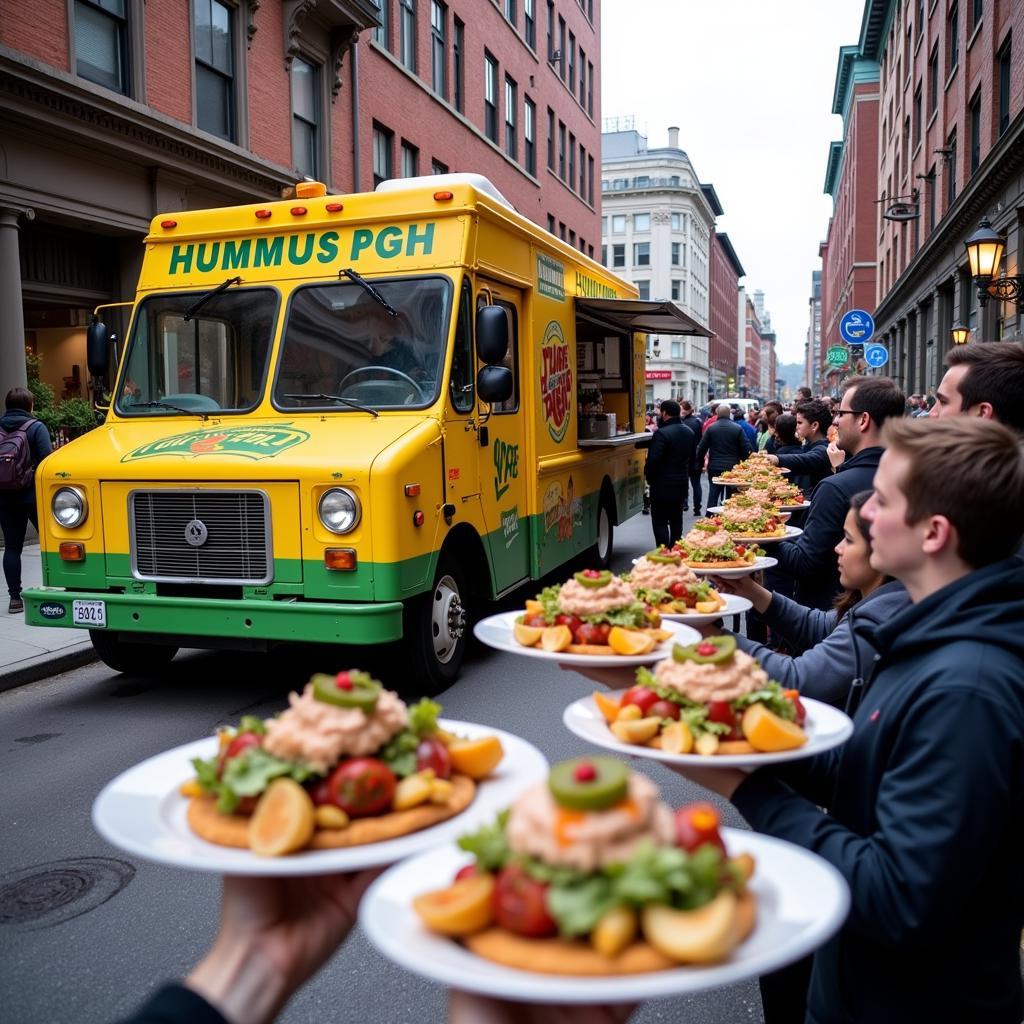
[89,631,178,675]
[588,497,615,569]
[403,557,468,695]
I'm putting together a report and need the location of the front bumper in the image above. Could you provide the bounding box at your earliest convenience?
[21,588,404,645]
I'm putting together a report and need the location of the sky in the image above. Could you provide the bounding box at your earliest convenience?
[600,0,866,364]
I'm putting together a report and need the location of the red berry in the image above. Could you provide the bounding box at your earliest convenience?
[454,864,479,882]
[574,762,597,782]
[335,671,353,691]
[697,643,718,656]
[583,569,601,578]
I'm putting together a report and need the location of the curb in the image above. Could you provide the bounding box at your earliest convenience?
[0,642,98,693]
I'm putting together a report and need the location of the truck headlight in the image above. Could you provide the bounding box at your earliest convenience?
[52,487,88,528]
[318,488,360,534]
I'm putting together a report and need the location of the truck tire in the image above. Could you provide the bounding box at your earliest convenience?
[588,496,615,569]
[403,556,468,695]
[89,631,178,675]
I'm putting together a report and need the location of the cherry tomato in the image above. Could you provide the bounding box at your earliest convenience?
[492,865,557,937]
[649,699,681,720]
[785,690,807,727]
[669,582,689,598]
[675,803,726,854]
[621,685,660,715]
[327,757,397,817]
[308,777,335,806]
[555,614,584,635]
[416,736,453,779]
[454,864,479,882]
[735,545,747,556]
[217,731,261,776]
[525,614,548,628]
[707,701,737,728]
[574,622,611,646]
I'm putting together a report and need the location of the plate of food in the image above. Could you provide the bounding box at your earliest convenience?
[92,671,548,875]
[563,636,853,767]
[622,548,750,623]
[359,760,850,1002]
[730,526,803,545]
[744,482,806,508]
[707,506,792,523]
[474,569,701,664]
[692,556,777,579]
[670,522,773,575]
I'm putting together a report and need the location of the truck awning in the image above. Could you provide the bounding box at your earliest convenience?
[574,298,713,337]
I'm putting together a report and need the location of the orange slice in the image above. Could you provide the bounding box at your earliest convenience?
[248,778,315,857]
[513,620,544,646]
[447,735,504,778]
[607,626,656,656]
[593,690,622,723]
[413,873,495,935]
[541,625,572,652]
[741,703,807,752]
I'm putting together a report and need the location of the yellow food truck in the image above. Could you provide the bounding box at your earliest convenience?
[23,174,707,688]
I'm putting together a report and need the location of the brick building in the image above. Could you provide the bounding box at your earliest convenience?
[0,0,601,393]
[805,269,822,393]
[743,293,763,397]
[709,230,745,398]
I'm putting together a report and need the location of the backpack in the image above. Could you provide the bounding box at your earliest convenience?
[0,421,36,491]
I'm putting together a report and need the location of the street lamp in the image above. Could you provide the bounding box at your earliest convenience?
[950,323,970,346]
[964,218,1024,308]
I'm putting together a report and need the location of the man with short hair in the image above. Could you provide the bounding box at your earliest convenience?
[763,398,832,493]
[643,399,695,548]
[679,400,704,515]
[698,403,752,509]
[771,376,905,609]
[687,417,1024,1024]
[931,341,1024,432]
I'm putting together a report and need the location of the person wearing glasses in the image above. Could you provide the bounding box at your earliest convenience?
[770,376,905,611]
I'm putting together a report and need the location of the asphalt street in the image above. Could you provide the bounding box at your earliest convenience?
[0,508,765,1024]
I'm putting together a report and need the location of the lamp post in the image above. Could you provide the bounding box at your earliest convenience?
[950,323,970,346]
[964,218,1024,308]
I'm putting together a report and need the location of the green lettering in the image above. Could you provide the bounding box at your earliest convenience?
[254,236,284,268]
[222,239,252,270]
[317,231,339,264]
[350,229,373,259]
[405,222,435,256]
[376,226,403,258]
[169,244,193,275]
[288,233,315,265]
[196,242,221,273]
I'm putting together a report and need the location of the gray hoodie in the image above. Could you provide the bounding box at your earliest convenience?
[731,580,909,708]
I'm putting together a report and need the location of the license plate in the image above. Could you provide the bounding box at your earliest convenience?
[72,600,106,627]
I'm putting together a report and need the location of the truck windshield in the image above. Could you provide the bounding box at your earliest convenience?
[115,288,277,416]
[274,277,452,411]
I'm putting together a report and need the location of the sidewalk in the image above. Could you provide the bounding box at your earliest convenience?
[0,543,96,691]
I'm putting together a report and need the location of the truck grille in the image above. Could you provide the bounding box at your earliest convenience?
[130,490,272,584]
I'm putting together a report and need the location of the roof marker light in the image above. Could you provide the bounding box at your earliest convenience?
[255,209,272,219]
[433,190,454,201]
[290,206,308,216]
[325,202,344,213]
[160,219,177,229]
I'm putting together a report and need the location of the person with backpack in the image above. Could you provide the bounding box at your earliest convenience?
[0,387,53,614]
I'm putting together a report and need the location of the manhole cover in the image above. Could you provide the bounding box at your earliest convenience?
[0,857,135,930]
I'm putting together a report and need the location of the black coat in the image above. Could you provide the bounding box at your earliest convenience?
[680,413,703,444]
[0,407,53,505]
[643,417,695,501]
[776,437,831,494]
[696,417,752,477]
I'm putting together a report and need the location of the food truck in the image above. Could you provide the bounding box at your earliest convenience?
[23,174,709,688]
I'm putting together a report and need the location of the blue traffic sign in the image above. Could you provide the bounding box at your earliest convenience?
[839,309,875,344]
[864,343,889,368]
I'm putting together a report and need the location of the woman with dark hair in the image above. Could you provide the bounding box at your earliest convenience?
[771,412,801,453]
[709,491,909,709]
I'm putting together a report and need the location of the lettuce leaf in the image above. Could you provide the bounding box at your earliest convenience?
[380,730,419,777]
[408,698,441,735]
[538,585,562,624]
[731,680,796,720]
[456,810,511,871]
[192,747,314,814]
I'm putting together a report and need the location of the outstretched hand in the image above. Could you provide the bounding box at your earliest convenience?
[449,991,635,1024]
[709,574,771,614]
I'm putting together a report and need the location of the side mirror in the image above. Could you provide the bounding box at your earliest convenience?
[477,365,513,405]
[87,319,110,377]
[476,305,509,365]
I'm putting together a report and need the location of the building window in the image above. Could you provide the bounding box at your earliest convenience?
[569,229,575,246]
[587,154,594,203]
[948,2,959,75]
[557,15,565,78]
[400,0,416,72]
[636,280,650,300]
[568,131,576,190]
[546,0,554,59]
[969,90,981,173]
[587,60,593,114]
[634,212,650,232]
[913,84,922,146]
[945,129,957,207]
[431,158,449,174]
[484,52,498,142]
[401,140,418,177]
[431,1,447,98]
[671,280,681,301]
[291,57,319,179]
[558,221,565,240]
[579,143,586,196]
[612,244,625,268]
[194,0,235,141]
[611,214,625,233]
[373,123,393,186]
[671,340,681,358]
[671,212,682,230]
[524,96,536,174]
[671,241,681,265]
[998,35,1012,135]
[970,0,982,32]
[633,242,650,266]
[371,0,388,47]
[601,244,607,266]
[505,77,517,159]
[567,32,575,92]
[74,0,129,94]
[558,121,566,178]
[453,16,464,111]
[926,165,936,230]
[524,0,535,49]
[547,214,555,233]
[928,45,938,115]
[546,107,555,169]
[578,47,586,105]
[504,0,516,26]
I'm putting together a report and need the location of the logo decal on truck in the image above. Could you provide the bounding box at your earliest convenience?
[537,253,565,301]
[38,602,67,619]
[500,506,520,549]
[540,321,573,443]
[122,425,311,462]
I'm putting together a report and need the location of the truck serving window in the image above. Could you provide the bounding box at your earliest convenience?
[274,277,452,411]
[116,288,277,416]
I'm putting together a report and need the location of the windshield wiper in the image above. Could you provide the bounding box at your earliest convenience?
[283,393,379,417]
[129,401,209,421]
[340,268,400,317]
[183,276,242,322]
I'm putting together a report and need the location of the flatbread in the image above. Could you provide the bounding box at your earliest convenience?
[683,557,754,569]
[727,528,786,540]
[186,773,476,850]
[464,891,757,975]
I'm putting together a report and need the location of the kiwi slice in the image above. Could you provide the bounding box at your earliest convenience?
[672,635,737,666]
[311,670,381,713]
[574,569,612,589]
[646,549,682,565]
[548,757,629,811]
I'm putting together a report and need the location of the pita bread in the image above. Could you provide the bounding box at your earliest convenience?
[683,557,754,569]
[186,773,476,850]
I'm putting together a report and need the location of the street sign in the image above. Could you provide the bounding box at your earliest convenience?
[839,309,875,344]
[864,343,889,368]
[849,343,865,361]
[826,345,849,367]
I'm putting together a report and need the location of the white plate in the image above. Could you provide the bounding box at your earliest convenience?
[729,526,803,545]
[91,720,547,876]
[563,695,853,769]
[660,593,753,624]
[359,828,850,1003]
[707,507,792,522]
[691,556,778,578]
[474,612,701,666]
[777,501,811,511]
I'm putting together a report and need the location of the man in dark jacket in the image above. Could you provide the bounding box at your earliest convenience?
[643,399,694,547]
[772,377,905,609]
[680,417,1024,1024]
[764,398,832,494]
[678,400,704,514]
[697,403,752,509]
[0,387,53,614]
